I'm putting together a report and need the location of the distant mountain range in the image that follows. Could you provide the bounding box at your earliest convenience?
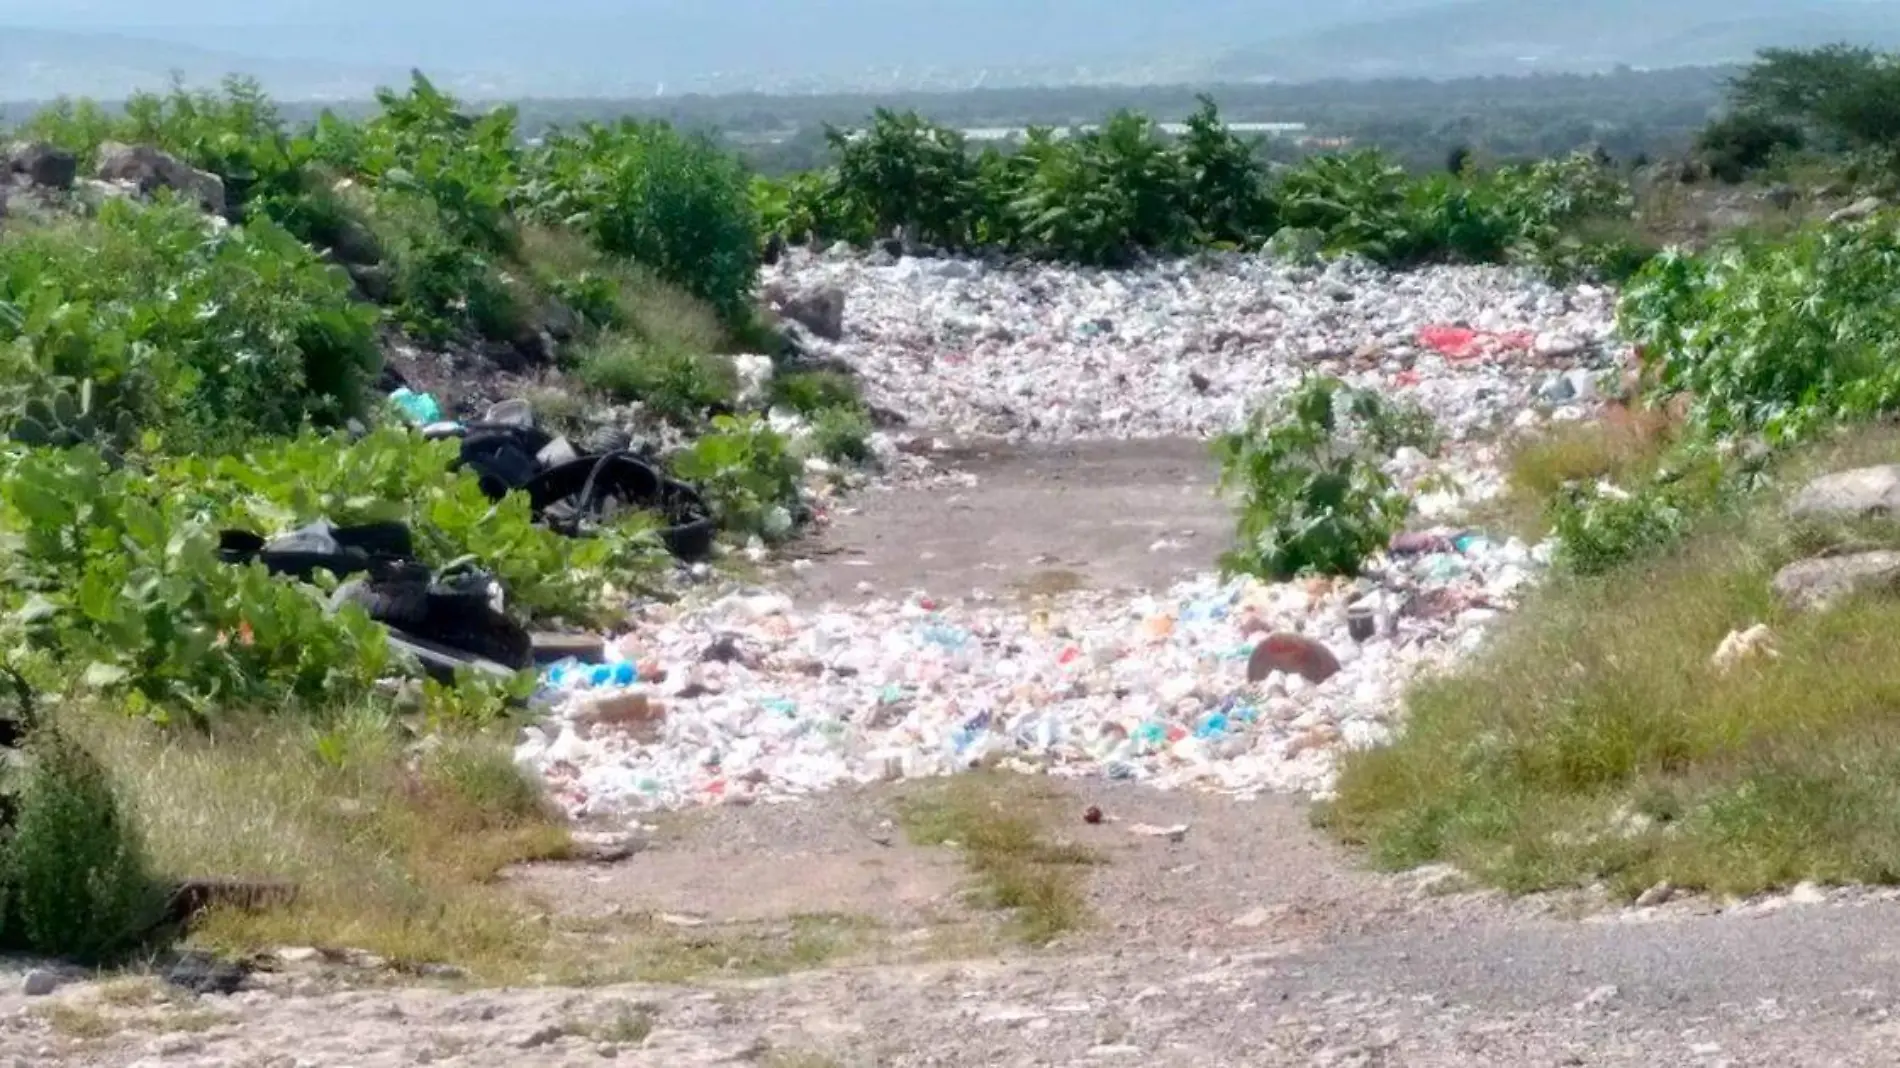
[3,0,1900,101]
[0,27,418,102]
[1213,0,1900,80]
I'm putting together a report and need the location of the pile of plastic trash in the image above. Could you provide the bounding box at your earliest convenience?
[518,527,1548,817]
[764,246,1621,443]
[514,250,1627,816]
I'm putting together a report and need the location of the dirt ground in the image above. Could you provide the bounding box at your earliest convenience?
[785,438,1233,605]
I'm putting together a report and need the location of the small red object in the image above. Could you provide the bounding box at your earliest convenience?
[1083,806,1104,825]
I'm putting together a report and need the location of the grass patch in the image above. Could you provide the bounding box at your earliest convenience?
[770,371,862,416]
[70,708,574,982]
[36,1004,122,1041]
[519,224,727,356]
[896,773,1096,945]
[1322,425,1900,899]
[1484,404,1680,538]
[575,335,739,426]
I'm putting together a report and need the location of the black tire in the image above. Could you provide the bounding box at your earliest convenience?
[217,530,265,565]
[330,521,415,559]
[660,515,717,561]
[581,426,633,456]
[331,564,431,628]
[411,602,534,670]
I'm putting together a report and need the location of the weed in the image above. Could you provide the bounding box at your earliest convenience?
[36,1004,121,1041]
[1214,376,1423,581]
[577,337,738,425]
[808,407,873,465]
[896,774,1096,945]
[770,371,862,417]
[73,709,570,980]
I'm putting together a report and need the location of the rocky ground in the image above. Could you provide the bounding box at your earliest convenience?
[10,250,1896,1066]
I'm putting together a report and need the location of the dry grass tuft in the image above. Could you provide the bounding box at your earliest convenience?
[896,773,1097,945]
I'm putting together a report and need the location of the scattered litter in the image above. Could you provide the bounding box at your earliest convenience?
[389,387,442,425]
[1128,822,1190,842]
[1083,805,1104,825]
[1711,624,1779,674]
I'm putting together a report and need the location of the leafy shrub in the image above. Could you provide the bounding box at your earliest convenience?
[1276,151,1416,261]
[0,200,381,452]
[1008,114,1195,265]
[152,428,669,627]
[1178,97,1277,246]
[827,110,981,249]
[1547,444,1732,575]
[2,729,163,962]
[753,171,874,247]
[1549,483,1692,577]
[522,121,759,323]
[14,97,120,165]
[342,74,521,257]
[1620,227,1900,442]
[576,338,738,425]
[769,370,862,416]
[809,406,874,464]
[1697,111,1806,183]
[669,415,803,541]
[0,430,665,726]
[0,446,396,722]
[1214,376,1421,580]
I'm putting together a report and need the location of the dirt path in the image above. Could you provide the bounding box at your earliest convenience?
[787,438,1233,605]
[11,440,1900,1066]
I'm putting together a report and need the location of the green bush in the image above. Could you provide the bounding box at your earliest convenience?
[1179,97,1278,245]
[0,200,381,453]
[0,431,666,726]
[1697,111,1806,183]
[809,406,873,464]
[827,110,981,249]
[344,74,521,257]
[3,729,163,962]
[753,171,874,247]
[669,415,803,541]
[1009,113,1195,265]
[523,121,760,323]
[152,428,669,628]
[1620,226,1900,442]
[769,370,862,416]
[1213,376,1422,580]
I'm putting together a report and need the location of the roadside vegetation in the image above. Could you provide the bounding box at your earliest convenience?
[1322,45,1900,901]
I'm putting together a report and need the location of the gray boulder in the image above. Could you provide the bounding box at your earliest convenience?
[94,142,226,216]
[1788,465,1900,523]
[1772,551,1900,613]
[767,283,846,341]
[6,141,78,191]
